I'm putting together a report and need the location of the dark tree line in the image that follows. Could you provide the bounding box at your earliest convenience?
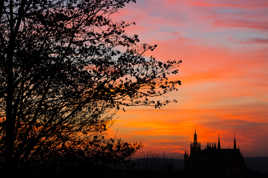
[0,0,181,172]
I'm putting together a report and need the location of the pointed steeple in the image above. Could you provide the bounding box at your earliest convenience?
[194,129,198,144]
[190,129,201,153]
[218,135,221,150]
[234,136,237,150]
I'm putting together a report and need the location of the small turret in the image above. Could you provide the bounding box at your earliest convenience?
[184,151,188,159]
[184,151,189,170]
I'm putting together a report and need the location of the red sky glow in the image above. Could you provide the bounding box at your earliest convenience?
[110,0,268,158]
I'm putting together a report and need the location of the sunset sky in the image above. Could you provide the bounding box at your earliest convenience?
[110,0,268,158]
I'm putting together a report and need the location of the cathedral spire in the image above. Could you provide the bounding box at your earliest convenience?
[218,135,221,150]
[194,129,198,144]
[234,136,237,150]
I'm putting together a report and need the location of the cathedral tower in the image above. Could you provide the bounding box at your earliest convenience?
[190,129,201,154]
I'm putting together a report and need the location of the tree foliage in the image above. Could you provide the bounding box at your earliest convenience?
[0,0,181,168]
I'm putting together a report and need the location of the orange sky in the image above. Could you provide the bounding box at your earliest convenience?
[109,0,268,158]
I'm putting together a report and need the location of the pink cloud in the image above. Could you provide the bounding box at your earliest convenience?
[190,0,268,9]
[240,38,268,45]
[159,0,268,32]
[213,19,268,31]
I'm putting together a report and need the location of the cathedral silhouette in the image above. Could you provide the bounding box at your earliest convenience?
[184,130,247,177]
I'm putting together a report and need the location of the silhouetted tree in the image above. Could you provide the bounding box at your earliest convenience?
[0,0,181,170]
[49,136,141,167]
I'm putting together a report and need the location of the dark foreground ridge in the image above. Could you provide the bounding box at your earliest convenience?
[0,156,267,178]
[1,131,267,178]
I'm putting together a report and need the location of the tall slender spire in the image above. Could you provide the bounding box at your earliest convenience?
[194,129,197,144]
[218,135,221,150]
[234,136,237,150]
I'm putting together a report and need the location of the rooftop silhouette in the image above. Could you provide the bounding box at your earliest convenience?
[184,131,247,177]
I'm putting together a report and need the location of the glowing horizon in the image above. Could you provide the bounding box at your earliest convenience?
[110,0,268,158]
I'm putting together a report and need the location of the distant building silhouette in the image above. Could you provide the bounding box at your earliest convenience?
[184,131,247,177]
